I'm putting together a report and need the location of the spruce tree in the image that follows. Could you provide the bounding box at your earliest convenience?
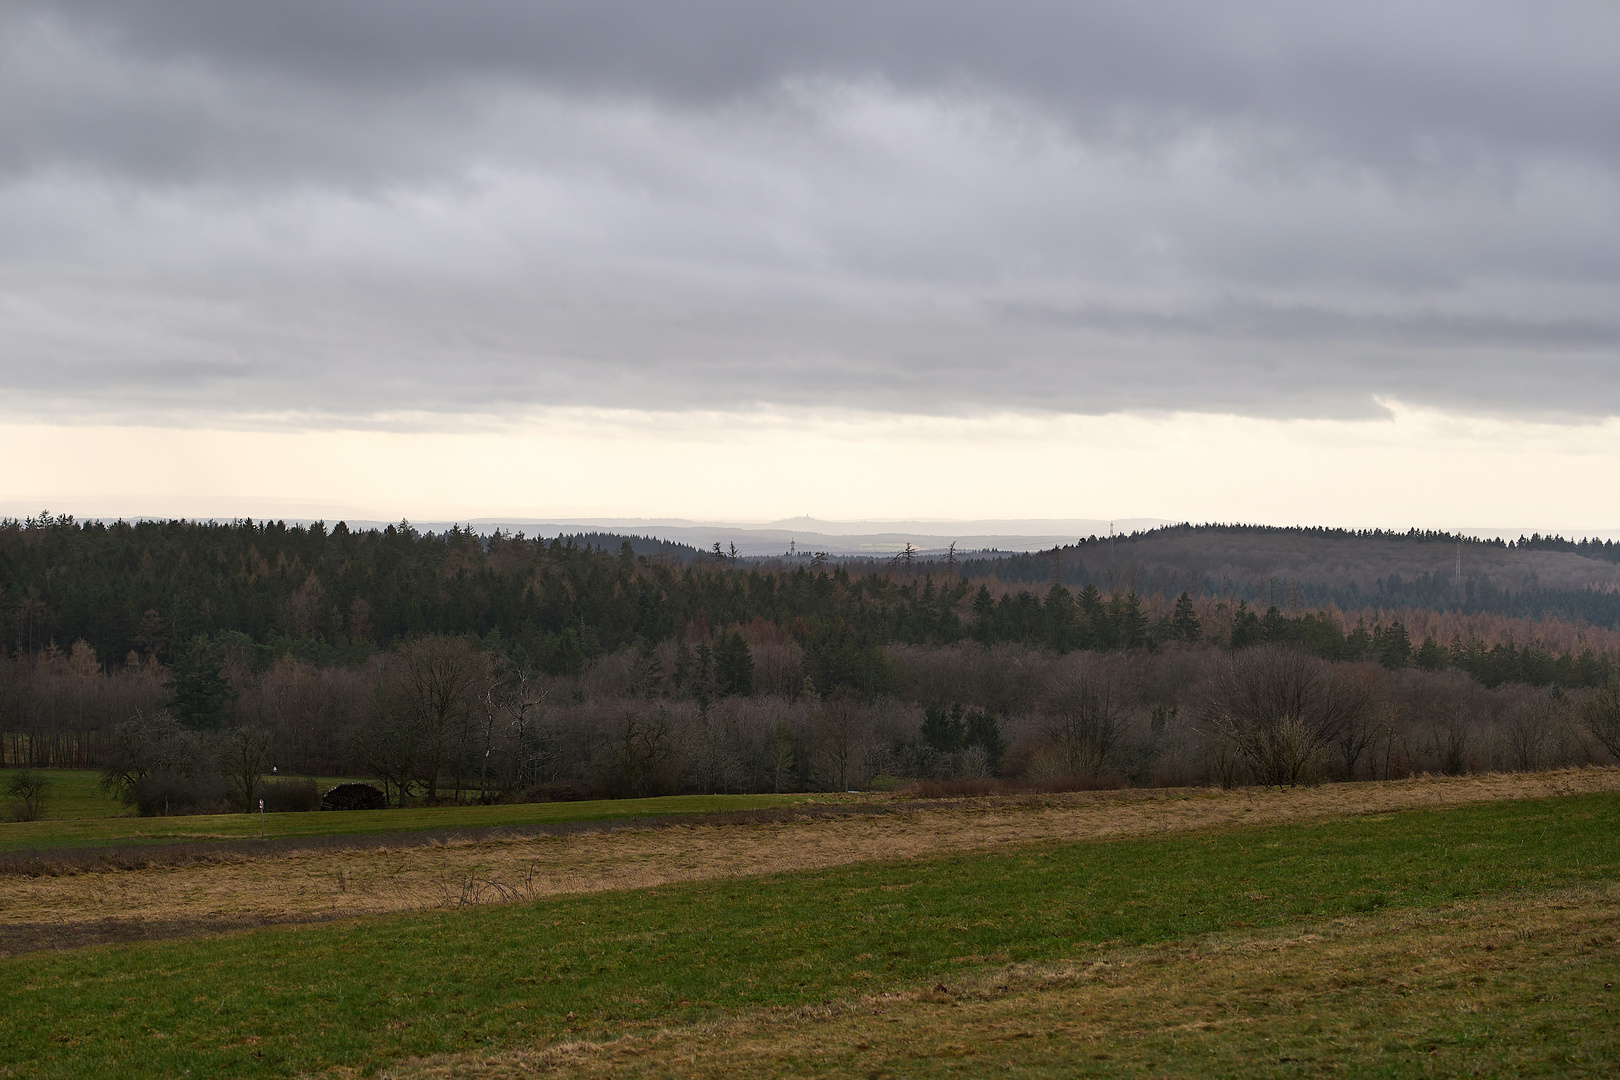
[1378,621,1413,669]
[971,585,995,640]
[165,634,235,730]
[714,632,754,697]
[1114,591,1149,650]
[1172,592,1202,642]
[1414,635,1448,672]
[963,708,1006,773]
[920,703,964,753]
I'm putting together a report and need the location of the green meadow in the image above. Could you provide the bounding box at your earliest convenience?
[1,791,1616,1078]
[0,770,808,853]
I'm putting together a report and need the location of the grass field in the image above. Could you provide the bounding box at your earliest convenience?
[0,772,807,853]
[398,889,1620,1078]
[6,769,1616,949]
[1,789,1616,1078]
[2,768,126,820]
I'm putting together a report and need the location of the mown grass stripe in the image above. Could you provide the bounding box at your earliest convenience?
[1,791,1615,1079]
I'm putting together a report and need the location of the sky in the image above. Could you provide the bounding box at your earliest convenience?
[3,2,1619,530]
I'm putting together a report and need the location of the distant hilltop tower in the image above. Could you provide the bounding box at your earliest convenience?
[1455,535,1462,586]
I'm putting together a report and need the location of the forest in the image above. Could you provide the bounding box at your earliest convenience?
[3,513,1620,812]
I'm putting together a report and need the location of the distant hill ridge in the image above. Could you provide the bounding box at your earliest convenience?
[932,523,1620,627]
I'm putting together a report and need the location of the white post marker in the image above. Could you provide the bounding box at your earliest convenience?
[259,797,265,837]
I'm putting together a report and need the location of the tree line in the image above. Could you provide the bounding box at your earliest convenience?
[5,514,1620,815]
[13,633,1617,817]
[4,515,1618,709]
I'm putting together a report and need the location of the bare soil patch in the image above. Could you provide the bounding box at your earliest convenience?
[3,768,1616,958]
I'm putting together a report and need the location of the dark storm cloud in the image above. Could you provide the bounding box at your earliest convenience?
[1,1,1618,422]
[7,1,1619,187]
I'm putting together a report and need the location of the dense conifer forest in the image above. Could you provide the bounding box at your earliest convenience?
[7,514,1620,672]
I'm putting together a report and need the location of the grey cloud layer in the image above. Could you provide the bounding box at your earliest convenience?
[2,1,1617,422]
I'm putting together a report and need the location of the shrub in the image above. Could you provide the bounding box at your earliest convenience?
[514,780,599,803]
[899,774,1129,799]
[5,771,49,822]
[1582,682,1620,762]
[320,783,388,810]
[260,777,320,813]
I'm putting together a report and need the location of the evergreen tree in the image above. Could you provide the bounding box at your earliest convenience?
[1414,635,1448,672]
[672,640,695,693]
[544,628,586,678]
[1043,585,1082,651]
[963,707,1006,773]
[1172,592,1202,641]
[1376,621,1412,669]
[1080,585,1116,649]
[1344,622,1373,661]
[693,640,716,698]
[630,636,664,698]
[1230,602,1263,649]
[165,634,235,730]
[714,631,755,697]
[920,703,964,753]
[971,585,995,639]
[1113,591,1149,650]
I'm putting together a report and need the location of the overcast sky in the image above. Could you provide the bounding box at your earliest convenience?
[3,2,1619,524]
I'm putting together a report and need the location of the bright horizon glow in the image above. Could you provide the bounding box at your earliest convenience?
[5,400,1619,534]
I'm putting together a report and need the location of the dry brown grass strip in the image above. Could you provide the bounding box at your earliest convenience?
[371,884,1620,1079]
[3,767,1616,957]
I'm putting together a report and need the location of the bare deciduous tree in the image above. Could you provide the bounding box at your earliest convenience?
[604,707,673,798]
[1582,682,1620,762]
[1201,646,1371,787]
[5,770,49,821]
[484,667,547,798]
[219,725,272,812]
[1325,665,1384,779]
[1045,660,1126,778]
[99,710,215,815]
[808,694,862,791]
[393,637,486,802]
[769,718,797,792]
[1502,696,1560,772]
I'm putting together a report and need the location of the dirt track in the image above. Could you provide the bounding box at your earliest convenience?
[2,768,1616,956]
